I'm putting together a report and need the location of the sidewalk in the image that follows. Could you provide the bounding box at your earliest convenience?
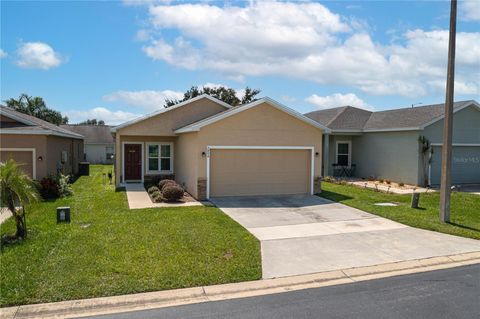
[2,251,479,319]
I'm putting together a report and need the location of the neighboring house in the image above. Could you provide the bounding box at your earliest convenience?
[0,105,84,179]
[305,100,480,186]
[60,124,115,164]
[112,94,329,200]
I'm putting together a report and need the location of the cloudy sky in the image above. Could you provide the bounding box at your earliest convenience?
[1,0,479,124]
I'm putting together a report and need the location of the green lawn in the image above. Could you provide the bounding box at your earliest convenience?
[319,182,480,240]
[0,165,261,307]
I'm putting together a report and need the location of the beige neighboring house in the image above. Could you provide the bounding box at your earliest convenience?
[61,124,115,164]
[0,105,84,180]
[112,94,330,200]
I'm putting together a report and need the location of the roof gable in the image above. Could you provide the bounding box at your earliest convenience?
[174,97,331,133]
[0,105,83,139]
[112,94,231,132]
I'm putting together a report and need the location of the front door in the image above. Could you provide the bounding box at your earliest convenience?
[124,144,142,181]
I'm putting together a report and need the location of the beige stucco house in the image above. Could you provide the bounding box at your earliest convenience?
[112,95,330,200]
[0,105,84,180]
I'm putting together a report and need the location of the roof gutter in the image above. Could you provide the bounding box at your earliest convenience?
[0,129,84,139]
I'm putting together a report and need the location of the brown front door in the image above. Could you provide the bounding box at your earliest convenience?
[124,144,142,181]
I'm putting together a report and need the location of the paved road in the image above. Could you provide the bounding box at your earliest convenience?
[211,195,480,278]
[84,264,480,319]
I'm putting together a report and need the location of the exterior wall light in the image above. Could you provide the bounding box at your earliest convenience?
[37,156,43,161]
[315,152,320,157]
[201,151,206,157]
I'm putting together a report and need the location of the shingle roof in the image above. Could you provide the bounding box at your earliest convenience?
[305,106,372,130]
[363,101,470,130]
[60,125,114,144]
[305,100,477,132]
[0,105,83,139]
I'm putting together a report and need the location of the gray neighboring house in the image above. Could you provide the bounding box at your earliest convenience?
[305,100,480,186]
[60,125,115,164]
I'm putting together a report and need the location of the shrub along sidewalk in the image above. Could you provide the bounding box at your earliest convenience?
[319,182,480,240]
[0,165,261,307]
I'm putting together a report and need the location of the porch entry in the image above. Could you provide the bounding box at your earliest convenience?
[124,144,142,181]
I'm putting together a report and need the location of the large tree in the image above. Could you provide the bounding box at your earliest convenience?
[4,94,68,125]
[165,86,261,108]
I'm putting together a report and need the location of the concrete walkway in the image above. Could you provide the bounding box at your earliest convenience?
[125,184,203,209]
[211,195,480,279]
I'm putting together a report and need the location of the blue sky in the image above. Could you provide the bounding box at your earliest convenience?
[1,0,479,124]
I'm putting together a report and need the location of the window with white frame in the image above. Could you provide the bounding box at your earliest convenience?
[336,142,351,166]
[147,143,173,173]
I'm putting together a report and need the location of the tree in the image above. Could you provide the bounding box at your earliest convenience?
[165,86,261,108]
[4,94,68,125]
[78,119,105,125]
[0,159,40,239]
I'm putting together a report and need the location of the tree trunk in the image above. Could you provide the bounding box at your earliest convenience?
[14,212,27,238]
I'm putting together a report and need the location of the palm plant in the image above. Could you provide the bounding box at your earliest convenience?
[418,135,432,187]
[0,159,40,239]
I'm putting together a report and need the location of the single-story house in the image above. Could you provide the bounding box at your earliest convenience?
[112,94,329,200]
[60,124,115,164]
[0,105,84,179]
[305,100,480,186]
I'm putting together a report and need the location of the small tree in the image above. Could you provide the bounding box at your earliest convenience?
[418,136,432,186]
[0,159,40,239]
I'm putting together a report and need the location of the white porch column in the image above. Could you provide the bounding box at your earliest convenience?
[323,133,330,176]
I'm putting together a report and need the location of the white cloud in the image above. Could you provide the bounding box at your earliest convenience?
[15,42,65,70]
[306,93,373,110]
[65,107,141,125]
[103,90,184,111]
[459,0,480,22]
[138,1,480,98]
[0,49,7,58]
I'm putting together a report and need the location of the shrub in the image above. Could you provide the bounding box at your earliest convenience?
[323,176,336,183]
[385,179,391,185]
[57,174,73,197]
[39,176,59,199]
[398,182,405,187]
[39,174,72,199]
[162,185,184,202]
[151,190,163,202]
[379,179,384,183]
[367,176,375,181]
[159,179,177,191]
[148,186,160,194]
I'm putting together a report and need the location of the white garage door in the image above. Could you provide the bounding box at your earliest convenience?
[209,148,312,197]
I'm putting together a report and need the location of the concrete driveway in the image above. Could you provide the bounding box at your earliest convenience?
[210,195,480,279]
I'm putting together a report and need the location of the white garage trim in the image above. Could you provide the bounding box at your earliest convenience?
[0,148,36,179]
[206,146,315,199]
[121,141,144,184]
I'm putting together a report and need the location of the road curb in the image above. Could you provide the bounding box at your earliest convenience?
[2,251,479,319]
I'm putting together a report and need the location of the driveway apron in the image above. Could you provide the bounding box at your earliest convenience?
[210,195,480,278]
